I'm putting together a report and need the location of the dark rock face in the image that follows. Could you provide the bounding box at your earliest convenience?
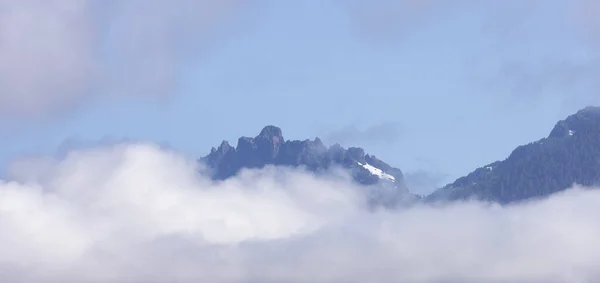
[428,106,600,204]
[199,125,409,195]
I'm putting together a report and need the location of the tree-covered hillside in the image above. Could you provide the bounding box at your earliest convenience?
[428,106,600,204]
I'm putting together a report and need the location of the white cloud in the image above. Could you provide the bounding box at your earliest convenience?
[0,142,599,282]
[572,0,600,42]
[0,0,95,117]
[0,0,245,119]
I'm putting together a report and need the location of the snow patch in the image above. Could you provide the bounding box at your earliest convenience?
[485,166,493,171]
[357,162,395,181]
[569,130,574,136]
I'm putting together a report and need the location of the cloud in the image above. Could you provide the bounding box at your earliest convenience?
[461,0,600,100]
[322,122,403,145]
[342,0,553,41]
[0,0,247,119]
[572,0,600,42]
[341,1,600,103]
[466,56,600,104]
[0,142,599,282]
[341,0,461,41]
[0,0,95,118]
[404,169,448,195]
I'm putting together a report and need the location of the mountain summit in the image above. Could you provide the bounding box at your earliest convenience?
[200,125,409,195]
[428,106,600,204]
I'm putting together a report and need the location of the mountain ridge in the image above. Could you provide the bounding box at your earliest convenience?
[427,106,600,204]
[199,125,410,199]
[199,106,600,205]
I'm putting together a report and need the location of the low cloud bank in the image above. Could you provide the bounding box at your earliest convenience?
[1,143,599,282]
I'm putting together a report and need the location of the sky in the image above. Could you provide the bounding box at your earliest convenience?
[2,0,600,193]
[2,1,600,282]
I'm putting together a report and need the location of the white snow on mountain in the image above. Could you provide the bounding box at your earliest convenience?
[357,161,395,181]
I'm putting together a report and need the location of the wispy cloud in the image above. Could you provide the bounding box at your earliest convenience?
[341,0,600,103]
[322,122,403,146]
[404,169,448,195]
[341,0,462,41]
[470,0,600,101]
[572,0,600,41]
[0,0,248,119]
[0,142,599,282]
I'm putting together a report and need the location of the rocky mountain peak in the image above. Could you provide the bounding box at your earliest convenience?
[257,125,284,143]
[347,147,366,164]
[199,125,410,199]
[549,106,600,139]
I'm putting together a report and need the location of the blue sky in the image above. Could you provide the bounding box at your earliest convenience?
[1,0,599,193]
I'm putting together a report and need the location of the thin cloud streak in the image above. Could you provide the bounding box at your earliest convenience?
[322,122,403,146]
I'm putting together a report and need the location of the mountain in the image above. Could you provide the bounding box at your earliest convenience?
[199,125,411,204]
[428,106,600,204]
